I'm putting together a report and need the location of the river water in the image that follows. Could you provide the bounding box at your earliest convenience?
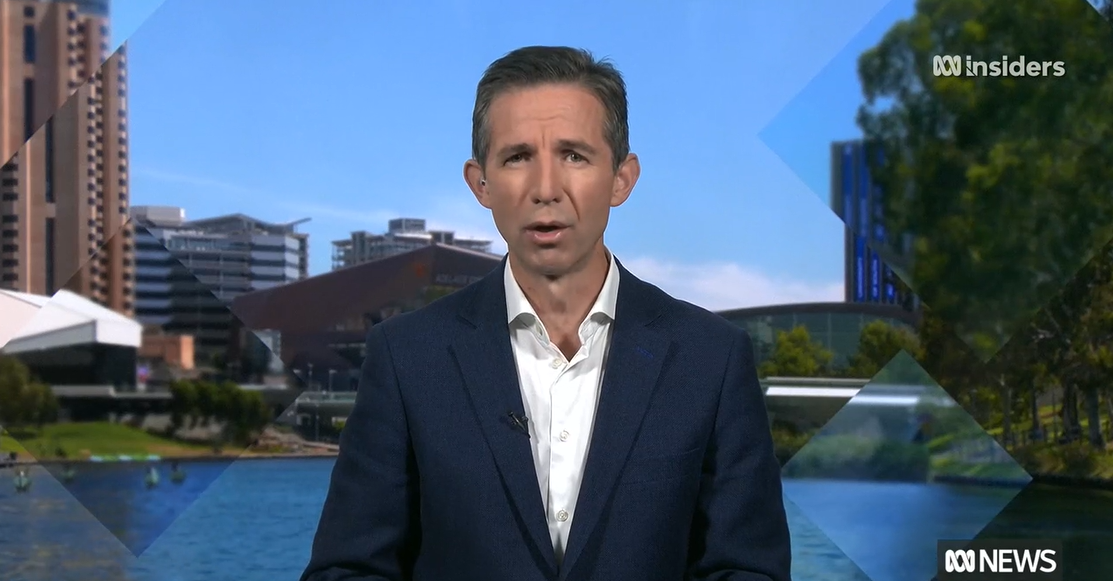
[0,458,1110,581]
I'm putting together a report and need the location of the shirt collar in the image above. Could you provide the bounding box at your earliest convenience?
[504,250,621,329]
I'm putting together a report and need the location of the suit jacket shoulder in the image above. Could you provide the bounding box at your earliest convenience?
[634,275,755,356]
[370,258,754,366]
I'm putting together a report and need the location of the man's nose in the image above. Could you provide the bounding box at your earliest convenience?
[530,157,562,204]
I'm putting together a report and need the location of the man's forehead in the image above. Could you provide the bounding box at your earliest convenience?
[487,85,606,140]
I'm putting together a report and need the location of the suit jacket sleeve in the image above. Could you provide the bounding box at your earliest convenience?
[687,327,792,581]
[300,324,420,581]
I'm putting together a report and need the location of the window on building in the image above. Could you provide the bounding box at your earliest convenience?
[23,26,36,63]
[24,6,35,17]
[44,119,54,202]
[45,218,55,293]
[23,79,34,140]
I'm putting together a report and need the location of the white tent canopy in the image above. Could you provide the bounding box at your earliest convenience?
[0,289,141,354]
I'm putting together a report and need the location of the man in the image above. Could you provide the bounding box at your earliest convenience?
[301,46,791,581]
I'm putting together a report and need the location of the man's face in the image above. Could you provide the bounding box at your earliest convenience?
[465,83,639,278]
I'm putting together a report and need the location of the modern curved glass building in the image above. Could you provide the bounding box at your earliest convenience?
[716,302,920,368]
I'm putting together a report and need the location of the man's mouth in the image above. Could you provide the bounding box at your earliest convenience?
[526,222,567,232]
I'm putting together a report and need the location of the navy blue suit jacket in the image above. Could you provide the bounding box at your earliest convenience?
[301,258,791,581]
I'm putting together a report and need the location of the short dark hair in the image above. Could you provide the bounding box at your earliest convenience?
[471,46,630,172]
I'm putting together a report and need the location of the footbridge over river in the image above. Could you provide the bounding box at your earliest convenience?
[283,377,951,438]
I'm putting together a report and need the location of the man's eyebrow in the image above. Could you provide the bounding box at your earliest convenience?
[556,139,598,155]
[494,143,533,160]
[493,140,600,160]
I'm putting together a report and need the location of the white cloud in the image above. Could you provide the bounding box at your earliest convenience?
[422,195,508,254]
[621,256,843,311]
[132,167,263,196]
[128,177,836,310]
[290,197,839,311]
[277,202,396,227]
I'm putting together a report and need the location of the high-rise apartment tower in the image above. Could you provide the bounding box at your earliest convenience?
[0,0,133,315]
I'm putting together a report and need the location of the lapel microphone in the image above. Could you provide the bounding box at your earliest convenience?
[507,411,530,438]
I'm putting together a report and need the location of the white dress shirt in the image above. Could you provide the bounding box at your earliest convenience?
[504,251,620,565]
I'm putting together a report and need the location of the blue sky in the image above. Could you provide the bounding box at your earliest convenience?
[110,0,915,310]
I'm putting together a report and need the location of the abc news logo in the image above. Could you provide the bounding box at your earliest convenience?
[937,539,1062,581]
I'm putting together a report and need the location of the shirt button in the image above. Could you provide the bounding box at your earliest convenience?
[559,430,569,442]
[556,510,569,522]
[550,359,562,369]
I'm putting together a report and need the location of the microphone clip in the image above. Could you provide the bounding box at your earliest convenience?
[507,411,530,438]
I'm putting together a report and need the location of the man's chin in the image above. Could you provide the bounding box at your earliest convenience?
[514,252,571,278]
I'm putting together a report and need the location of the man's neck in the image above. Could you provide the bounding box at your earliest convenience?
[511,246,610,333]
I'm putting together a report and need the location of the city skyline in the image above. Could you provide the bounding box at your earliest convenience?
[113,0,914,311]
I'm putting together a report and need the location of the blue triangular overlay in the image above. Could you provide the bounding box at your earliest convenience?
[783,494,872,581]
[0,463,136,577]
[782,351,1030,581]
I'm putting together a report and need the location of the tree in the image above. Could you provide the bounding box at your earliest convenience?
[192,380,218,425]
[1047,243,1113,447]
[905,303,1011,429]
[846,320,923,380]
[168,379,274,447]
[856,0,1113,360]
[232,390,272,445]
[168,380,198,430]
[0,355,57,429]
[759,326,833,378]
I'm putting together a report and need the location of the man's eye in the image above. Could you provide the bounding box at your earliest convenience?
[506,153,526,164]
[566,152,586,163]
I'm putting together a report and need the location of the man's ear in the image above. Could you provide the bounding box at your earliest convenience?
[610,153,640,207]
[464,159,491,209]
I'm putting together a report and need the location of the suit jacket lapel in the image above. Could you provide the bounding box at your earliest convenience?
[450,261,558,575]
[560,262,673,577]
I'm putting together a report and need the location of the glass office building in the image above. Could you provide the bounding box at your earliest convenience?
[830,139,917,310]
[717,302,920,368]
[131,206,309,362]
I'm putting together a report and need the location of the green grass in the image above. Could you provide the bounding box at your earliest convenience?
[930,456,1029,480]
[984,403,1112,440]
[1,422,211,459]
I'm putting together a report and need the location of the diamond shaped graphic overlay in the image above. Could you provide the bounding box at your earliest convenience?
[760,0,1113,361]
[0,223,292,557]
[0,463,138,581]
[782,351,1031,581]
[973,483,1113,581]
[760,309,926,466]
[783,494,873,581]
[127,455,336,579]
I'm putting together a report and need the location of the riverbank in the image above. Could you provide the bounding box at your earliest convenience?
[934,472,1113,492]
[1,421,339,466]
[0,448,339,468]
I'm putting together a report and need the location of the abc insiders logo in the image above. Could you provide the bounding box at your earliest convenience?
[932,55,1066,77]
[937,539,1062,580]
